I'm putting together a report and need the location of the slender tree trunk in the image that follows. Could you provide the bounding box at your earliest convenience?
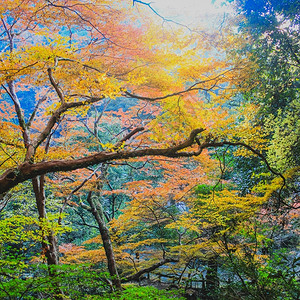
[86,191,122,290]
[32,176,64,300]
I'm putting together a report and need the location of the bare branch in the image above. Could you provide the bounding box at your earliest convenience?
[47,68,65,104]
[123,71,230,101]
[132,0,194,31]
[114,127,145,149]
[2,83,30,146]
[27,92,50,128]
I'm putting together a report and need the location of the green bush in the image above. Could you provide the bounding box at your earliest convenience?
[99,285,185,300]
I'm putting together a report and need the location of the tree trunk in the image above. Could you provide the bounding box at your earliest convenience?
[32,176,64,300]
[86,192,122,290]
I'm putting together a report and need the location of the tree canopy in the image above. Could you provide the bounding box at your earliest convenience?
[0,0,299,299]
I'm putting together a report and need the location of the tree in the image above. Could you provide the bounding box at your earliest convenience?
[0,1,242,291]
[1,0,288,297]
[230,0,300,171]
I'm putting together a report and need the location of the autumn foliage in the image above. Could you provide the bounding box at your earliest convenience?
[0,0,299,299]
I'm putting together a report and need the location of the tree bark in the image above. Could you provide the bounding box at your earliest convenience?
[86,191,122,290]
[32,176,64,300]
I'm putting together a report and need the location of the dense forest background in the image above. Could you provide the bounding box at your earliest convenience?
[0,0,299,299]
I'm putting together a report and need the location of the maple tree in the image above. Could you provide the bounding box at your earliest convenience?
[0,0,298,299]
[0,0,247,284]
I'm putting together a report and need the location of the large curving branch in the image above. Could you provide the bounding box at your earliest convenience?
[0,128,204,194]
[0,130,286,199]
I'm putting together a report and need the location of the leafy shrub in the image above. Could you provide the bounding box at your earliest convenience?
[100,285,185,300]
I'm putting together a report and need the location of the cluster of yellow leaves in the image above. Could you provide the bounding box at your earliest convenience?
[253,167,299,202]
[169,243,217,261]
[110,160,270,269]
[165,211,202,234]
[192,189,265,231]
[0,37,74,85]
[233,103,267,154]
[264,101,300,171]
[0,121,25,171]
[0,215,39,247]
[39,213,72,237]
[0,214,70,255]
